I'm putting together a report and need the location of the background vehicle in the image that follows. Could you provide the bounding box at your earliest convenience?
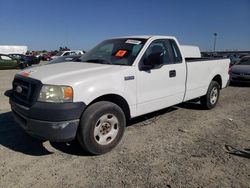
[38,53,53,61]
[0,45,27,55]
[0,54,25,69]
[51,50,84,60]
[230,56,250,83]
[228,54,241,67]
[10,36,230,155]
[9,54,40,66]
[47,55,81,64]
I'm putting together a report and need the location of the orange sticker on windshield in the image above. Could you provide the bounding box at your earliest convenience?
[115,50,127,57]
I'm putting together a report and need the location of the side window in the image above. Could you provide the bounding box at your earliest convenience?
[1,55,12,60]
[168,40,183,63]
[143,39,171,65]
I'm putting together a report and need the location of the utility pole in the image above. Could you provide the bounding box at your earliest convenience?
[213,33,217,53]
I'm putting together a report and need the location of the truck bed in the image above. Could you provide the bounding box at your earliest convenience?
[184,58,230,101]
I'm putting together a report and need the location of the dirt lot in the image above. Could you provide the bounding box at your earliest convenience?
[0,66,250,188]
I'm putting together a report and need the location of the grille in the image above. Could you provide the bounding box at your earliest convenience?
[232,77,250,81]
[232,72,250,76]
[232,72,240,75]
[12,77,41,106]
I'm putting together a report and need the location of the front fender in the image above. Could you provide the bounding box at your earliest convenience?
[72,76,136,116]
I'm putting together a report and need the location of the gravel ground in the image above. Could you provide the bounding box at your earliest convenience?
[0,64,250,188]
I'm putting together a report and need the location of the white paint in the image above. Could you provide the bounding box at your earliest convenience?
[180,45,201,58]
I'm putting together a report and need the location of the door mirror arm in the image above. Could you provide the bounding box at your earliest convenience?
[139,64,154,71]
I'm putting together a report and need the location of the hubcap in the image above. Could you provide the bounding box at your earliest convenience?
[94,114,119,145]
[210,87,218,105]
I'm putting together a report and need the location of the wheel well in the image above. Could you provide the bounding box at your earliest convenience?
[212,75,222,89]
[89,94,131,120]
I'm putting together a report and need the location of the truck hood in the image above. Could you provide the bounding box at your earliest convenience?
[18,62,123,84]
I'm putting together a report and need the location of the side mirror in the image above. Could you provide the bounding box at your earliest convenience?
[140,52,163,71]
[148,52,163,65]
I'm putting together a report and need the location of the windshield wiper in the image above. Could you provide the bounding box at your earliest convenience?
[85,59,112,64]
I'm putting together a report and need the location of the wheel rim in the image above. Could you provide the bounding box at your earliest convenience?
[210,87,218,105]
[94,114,119,145]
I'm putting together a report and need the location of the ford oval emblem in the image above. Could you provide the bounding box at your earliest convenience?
[16,85,23,93]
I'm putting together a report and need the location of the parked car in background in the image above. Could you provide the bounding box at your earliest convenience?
[0,45,27,55]
[48,55,82,64]
[0,54,25,69]
[50,50,84,60]
[9,54,40,66]
[39,53,53,61]
[239,54,250,58]
[230,56,250,83]
[228,54,241,67]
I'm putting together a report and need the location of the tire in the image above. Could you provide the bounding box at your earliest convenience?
[18,63,25,69]
[200,81,220,109]
[77,101,126,155]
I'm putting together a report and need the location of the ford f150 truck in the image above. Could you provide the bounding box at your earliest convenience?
[9,36,230,155]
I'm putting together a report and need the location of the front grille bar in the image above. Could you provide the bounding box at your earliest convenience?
[12,76,42,107]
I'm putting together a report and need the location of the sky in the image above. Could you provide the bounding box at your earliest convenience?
[0,0,249,51]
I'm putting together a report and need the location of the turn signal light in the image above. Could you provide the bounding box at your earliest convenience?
[63,87,73,99]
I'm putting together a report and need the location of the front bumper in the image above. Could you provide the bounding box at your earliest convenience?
[10,96,86,142]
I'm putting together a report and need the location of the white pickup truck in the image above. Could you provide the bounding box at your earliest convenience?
[9,36,230,155]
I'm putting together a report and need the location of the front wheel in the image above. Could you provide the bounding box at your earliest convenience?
[200,81,220,109]
[18,63,25,69]
[77,101,126,155]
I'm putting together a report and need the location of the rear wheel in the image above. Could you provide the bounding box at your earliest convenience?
[18,63,25,69]
[200,81,220,109]
[77,101,126,155]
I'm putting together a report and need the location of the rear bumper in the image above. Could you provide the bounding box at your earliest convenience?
[10,96,86,142]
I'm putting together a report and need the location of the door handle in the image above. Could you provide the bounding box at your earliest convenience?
[169,70,176,77]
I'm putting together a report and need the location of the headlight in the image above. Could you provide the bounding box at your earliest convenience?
[38,85,73,103]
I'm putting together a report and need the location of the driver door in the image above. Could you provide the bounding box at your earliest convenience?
[136,39,186,116]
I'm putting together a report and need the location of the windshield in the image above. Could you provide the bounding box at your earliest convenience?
[56,51,64,56]
[79,38,147,65]
[237,57,250,65]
